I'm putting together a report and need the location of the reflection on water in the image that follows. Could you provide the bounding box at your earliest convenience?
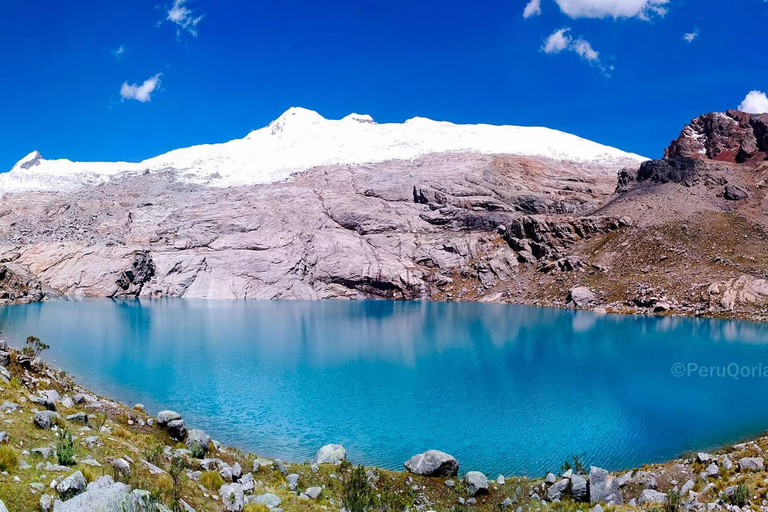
[1,299,767,475]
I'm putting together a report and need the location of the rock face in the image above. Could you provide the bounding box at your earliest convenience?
[589,466,623,505]
[404,450,459,477]
[666,110,768,163]
[0,153,622,304]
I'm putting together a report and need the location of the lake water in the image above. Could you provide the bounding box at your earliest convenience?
[1,299,767,476]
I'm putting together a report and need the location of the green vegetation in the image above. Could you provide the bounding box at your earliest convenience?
[21,335,48,359]
[168,456,186,512]
[728,483,749,507]
[560,454,587,475]
[0,446,19,472]
[56,428,76,466]
[340,462,374,512]
[665,490,681,512]
[199,470,224,492]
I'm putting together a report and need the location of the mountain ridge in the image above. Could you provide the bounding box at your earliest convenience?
[2,107,647,193]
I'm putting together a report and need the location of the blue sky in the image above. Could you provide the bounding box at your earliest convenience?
[1,0,767,170]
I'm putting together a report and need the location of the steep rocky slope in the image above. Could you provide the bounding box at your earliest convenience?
[1,109,767,320]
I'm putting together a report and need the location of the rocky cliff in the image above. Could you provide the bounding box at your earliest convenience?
[2,109,768,320]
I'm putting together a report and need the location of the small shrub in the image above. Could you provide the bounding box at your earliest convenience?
[0,446,19,472]
[56,428,76,466]
[112,425,135,441]
[81,465,101,484]
[561,455,586,475]
[169,456,186,512]
[376,489,410,511]
[665,490,681,512]
[157,473,174,492]
[21,335,49,358]
[243,504,270,512]
[200,470,224,491]
[91,412,108,431]
[143,440,164,464]
[341,464,374,512]
[729,483,749,507]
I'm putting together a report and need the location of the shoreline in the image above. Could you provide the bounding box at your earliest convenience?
[0,345,765,510]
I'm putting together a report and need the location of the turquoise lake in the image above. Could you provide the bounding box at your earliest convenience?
[1,299,767,476]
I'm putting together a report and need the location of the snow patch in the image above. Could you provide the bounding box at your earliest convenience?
[1,107,648,193]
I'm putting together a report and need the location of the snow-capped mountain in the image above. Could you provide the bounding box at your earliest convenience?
[1,107,647,192]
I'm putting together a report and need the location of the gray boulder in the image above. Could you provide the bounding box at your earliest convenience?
[156,410,181,426]
[738,457,764,471]
[547,478,569,501]
[403,450,459,477]
[166,419,187,442]
[219,483,245,512]
[305,486,322,499]
[465,471,489,496]
[252,492,281,508]
[589,466,623,505]
[34,411,61,429]
[0,351,9,366]
[66,412,88,424]
[570,474,588,502]
[40,494,53,512]
[313,444,346,465]
[52,477,131,511]
[286,473,300,491]
[186,429,210,459]
[56,470,86,499]
[638,489,668,505]
[724,184,748,201]
[0,501,7,512]
[569,286,597,307]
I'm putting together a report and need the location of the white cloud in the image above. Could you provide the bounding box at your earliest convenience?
[542,28,572,54]
[572,38,599,62]
[120,74,162,103]
[553,0,668,19]
[163,0,204,38]
[682,28,699,43]
[541,28,607,73]
[739,91,768,114]
[523,0,542,18]
[111,45,126,59]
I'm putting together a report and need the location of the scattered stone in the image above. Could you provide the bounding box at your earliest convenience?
[219,483,245,511]
[19,460,30,470]
[157,410,181,426]
[738,457,764,471]
[703,463,719,478]
[465,471,489,496]
[697,453,713,464]
[56,471,86,499]
[32,447,54,459]
[306,486,322,499]
[40,494,53,512]
[167,419,187,442]
[274,459,287,475]
[313,444,347,465]
[53,477,131,512]
[186,429,211,459]
[497,474,506,485]
[110,458,131,477]
[404,450,459,477]
[0,402,19,413]
[569,287,597,307]
[66,412,88,424]
[547,478,569,501]
[638,489,668,505]
[252,492,281,508]
[286,473,300,491]
[33,411,61,429]
[681,480,695,495]
[724,184,749,201]
[545,473,557,484]
[722,457,734,471]
[445,480,455,488]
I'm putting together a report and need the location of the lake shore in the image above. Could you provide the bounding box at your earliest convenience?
[0,344,766,512]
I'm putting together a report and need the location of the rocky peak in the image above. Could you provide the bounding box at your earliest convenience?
[13,150,43,170]
[665,110,768,163]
